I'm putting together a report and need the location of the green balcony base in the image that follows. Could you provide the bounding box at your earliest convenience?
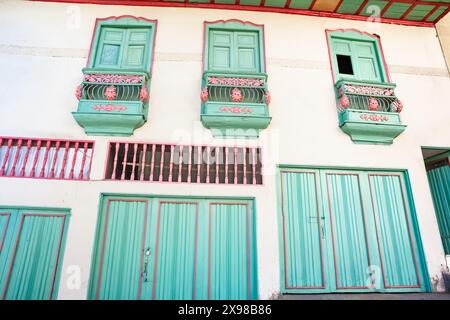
[201,101,271,138]
[72,112,145,136]
[339,109,406,145]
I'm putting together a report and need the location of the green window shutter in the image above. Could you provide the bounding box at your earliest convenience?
[94,27,126,69]
[122,28,152,70]
[368,174,421,288]
[91,200,149,300]
[331,36,383,82]
[208,30,261,73]
[209,203,255,300]
[209,30,233,71]
[427,165,450,254]
[153,202,198,300]
[280,171,325,289]
[1,212,69,300]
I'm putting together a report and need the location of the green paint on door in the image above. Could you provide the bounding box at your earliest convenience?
[89,195,258,300]
[278,168,429,293]
[0,208,70,300]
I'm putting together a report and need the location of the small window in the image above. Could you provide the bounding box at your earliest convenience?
[336,54,354,75]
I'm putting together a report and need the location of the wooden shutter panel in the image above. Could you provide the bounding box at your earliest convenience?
[208,30,233,71]
[353,41,382,82]
[122,28,151,70]
[95,27,126,68]
[235,31,260,73]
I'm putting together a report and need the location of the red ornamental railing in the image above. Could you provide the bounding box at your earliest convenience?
[0,137,94,180]
[105,142,263,185]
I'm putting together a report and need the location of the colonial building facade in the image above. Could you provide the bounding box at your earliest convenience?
[0,0,449,299]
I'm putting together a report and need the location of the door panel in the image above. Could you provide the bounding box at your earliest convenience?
[427,165,450,254]
[152,202,198,300]
[1,212,69,300]
[209,203,252,300]
[280,170,325,289]
[279,168,428,293]
[93,199,149,300]
[368,174,421,288]
[325,173,372,289]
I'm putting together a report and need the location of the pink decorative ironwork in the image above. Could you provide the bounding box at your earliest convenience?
[219,106,253,113]
[140,85,149,102]
[75,84,82,101]
[344,84,394,96]
[104,86,117,100]
[340,94,350,109]
[207,76,264,87]
[92,104,127,112]
[83,73,144,84]
[265,90,271,105]
[200,87,209,102]
[360,114,389,122]
[390,100,403,113]
[368,98,379,111]
[230,88,243,103]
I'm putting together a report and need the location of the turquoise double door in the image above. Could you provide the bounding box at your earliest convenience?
[279,168,429,293]
[0,208,70,300]
[88,195,258,300]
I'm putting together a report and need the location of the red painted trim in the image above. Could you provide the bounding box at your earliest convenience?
[400,2,416,20]
[0,213,11,253]
[325,172,373,290]
[207,202,253,299]
[356,0,370,15]
[32,0,440,27]
[422,5,440,22]
[2,213,67,300]
[95,198,149,299]
[151,200,199,300]
[325,28,392,84]
[367,173,422,289]
[280,170,326,289]
[202,19,267,73]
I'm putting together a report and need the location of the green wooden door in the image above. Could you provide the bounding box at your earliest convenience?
[208,29,260,73]
[427,164,450,254]
[279,168,429,293]
[0,209,70,300]
[89,196,258,300]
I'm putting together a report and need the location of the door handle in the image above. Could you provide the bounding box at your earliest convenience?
[320,216,325,239]
[142,247,151,282]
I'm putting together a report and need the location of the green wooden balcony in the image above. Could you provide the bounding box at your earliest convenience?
[200,72,272,138]
[334,79,407,145]
[72,69,150,136]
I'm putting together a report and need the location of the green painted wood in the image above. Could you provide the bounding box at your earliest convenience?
[325,173,371,289]
[278,168,429,294]
[368,174,422,288]
[209,203,255,299]
[89,196,258,300]
[92,200,149,300]
[0,209,70,300]
[153,202,198,300]
[427,165,450,254]
[280,170,326,289]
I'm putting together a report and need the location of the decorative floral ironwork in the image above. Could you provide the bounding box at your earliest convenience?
[368,98,379,111]
[75,84,82,101]
[340,94,350,109]
[219,106,253,114]
[83,73,144,84]
[140,86,149,102]
[200,87,209,102]
[104,86,117,100]
[230,88,243,103]
[360,114,389,122]
[344,84,394,96]
[92,104,127,112]
[390,100,403,113]
[265,90,271,105]
[207,76,264,87]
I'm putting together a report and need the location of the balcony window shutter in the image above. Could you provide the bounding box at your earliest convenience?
[122,28,152,70]
[94,27,126,69]
[209,30,233,71]
[235,31,260,73]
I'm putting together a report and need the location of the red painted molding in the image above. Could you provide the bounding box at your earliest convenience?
[31,0,441,27]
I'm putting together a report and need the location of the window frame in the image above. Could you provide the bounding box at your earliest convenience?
[203,19,267,75]
[86,16,158,75]
[326,29,391,84]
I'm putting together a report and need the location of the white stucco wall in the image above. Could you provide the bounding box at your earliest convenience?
[0,0,449,299]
